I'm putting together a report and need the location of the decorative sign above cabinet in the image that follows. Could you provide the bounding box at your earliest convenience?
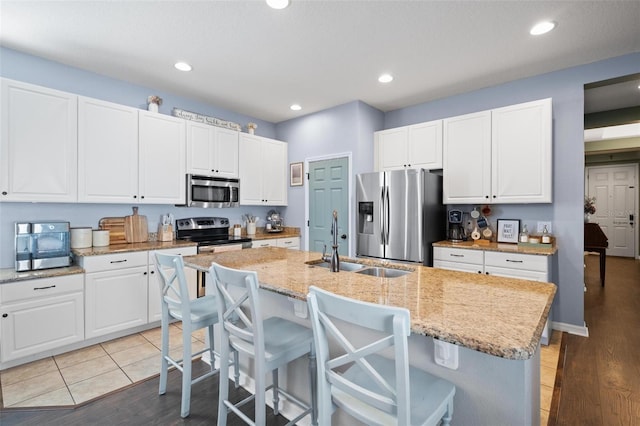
[172,107,241,131]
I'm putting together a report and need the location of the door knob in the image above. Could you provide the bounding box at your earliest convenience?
[340,234,347,240]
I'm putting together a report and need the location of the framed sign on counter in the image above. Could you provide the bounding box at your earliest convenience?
[497,219,520,243]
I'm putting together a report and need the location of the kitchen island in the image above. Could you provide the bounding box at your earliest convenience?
[185,247,556,425]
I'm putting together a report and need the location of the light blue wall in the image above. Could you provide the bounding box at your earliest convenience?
[0,47,278,268]
[277,52,640,329]
[2,44,639,329]
[276,100,384,253]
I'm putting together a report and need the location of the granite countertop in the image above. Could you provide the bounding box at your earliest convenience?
[71,240,198,257]
[0,265,85,284]
[184,247,556,360]
[433,240,558,256]
[245,227,300,241]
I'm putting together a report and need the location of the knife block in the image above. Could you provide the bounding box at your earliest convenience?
[157,224,174,242]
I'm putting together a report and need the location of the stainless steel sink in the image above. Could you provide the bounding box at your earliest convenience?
[306,260,367,272]
[355,267,411,278]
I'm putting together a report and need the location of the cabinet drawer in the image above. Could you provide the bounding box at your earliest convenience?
[149,246,197,258]
[252,239,277,248]
[484,251,549,272]
[1,274,84,304]
[276,237,299,249]
[433,247,483,265]
[433,260,483,274]
[79,251,148,272]
[484,266,549,282]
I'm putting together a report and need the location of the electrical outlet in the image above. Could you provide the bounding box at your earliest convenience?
[537,221,552,233]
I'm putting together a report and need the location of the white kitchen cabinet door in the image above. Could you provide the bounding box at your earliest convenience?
[376,127,408,171]
[262,139,288,205]
[138,111,186,204]
[375,120,443,172]
[433,247,484,274]
[78,96,139,203]
[186,122,239,178]
[252,239,278,248]
[491,98,552,203]
[408,120,443,170]
[443,110,492,204]
[239,134,288,206]
[276,237,300,250]
[148,247,197,323]
[1,78,78,202]
[85,266,148,339]
[433,260,484,274]
[0,275,84,363]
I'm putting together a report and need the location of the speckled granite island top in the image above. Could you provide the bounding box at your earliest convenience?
[433,240,558,256]
[184,247,556,360]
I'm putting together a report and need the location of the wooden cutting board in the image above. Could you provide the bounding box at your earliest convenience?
[124,207,149,243]
[98,217,126,244]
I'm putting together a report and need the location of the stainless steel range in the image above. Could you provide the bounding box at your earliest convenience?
[175,217,252,253]
[175,217,252,297]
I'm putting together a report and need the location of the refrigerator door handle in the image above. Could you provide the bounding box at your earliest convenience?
[380,186,386,245]
[385,185,390,245]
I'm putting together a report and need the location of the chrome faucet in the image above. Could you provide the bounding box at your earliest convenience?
[322,210,340,272]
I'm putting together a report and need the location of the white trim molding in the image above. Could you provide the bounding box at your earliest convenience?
[552,321,589,337]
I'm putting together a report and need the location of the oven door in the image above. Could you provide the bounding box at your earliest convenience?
[187,174,239,208]
[196,243,244,297]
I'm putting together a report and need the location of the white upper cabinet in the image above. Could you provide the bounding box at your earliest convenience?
[1,78,78,202]
[491,98,552,203]
[443,98,552,204]
[78,100,185,204]
[443,110,492,204]
[139,111,186,204]
[375,120,443,171]
[239,134,288,206]
[186,121,239,178]
[78,96,139,203]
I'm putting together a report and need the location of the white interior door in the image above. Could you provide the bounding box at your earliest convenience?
[586,164,637,257]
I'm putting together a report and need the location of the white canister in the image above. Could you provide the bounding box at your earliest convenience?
[92,230,110,247]
[70,227,93,248]
[246,222,256,235]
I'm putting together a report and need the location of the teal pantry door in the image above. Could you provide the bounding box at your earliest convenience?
[308,157,349,256]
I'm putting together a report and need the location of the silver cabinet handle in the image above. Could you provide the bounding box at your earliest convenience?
[449,254,464,258]
[506,259,523,263]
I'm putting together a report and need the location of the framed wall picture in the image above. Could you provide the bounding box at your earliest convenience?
[290,162,303,186]
[497,219,520,243]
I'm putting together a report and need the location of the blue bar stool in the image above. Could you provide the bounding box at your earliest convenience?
[154,253,238,418]
[307,286,456,425]
[210,262,317,426]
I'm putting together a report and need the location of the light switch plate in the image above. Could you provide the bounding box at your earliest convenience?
[537,221,552,233]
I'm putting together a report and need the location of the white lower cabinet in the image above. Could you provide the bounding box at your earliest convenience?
[433,247,553,344]
[0,274,84,362]
[252,236,300,250]
[80,251,149,339]
[148,246,197,323]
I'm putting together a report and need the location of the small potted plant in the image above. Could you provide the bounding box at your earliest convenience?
[147,95,163,112]
[584,196,596,222]
[247,122,257,135]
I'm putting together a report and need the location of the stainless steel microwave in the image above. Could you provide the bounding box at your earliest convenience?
[183,174,240,208]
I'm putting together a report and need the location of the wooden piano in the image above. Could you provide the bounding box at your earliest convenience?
[584,223,608,286]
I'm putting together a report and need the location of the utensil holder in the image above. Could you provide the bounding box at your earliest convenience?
[247,222,256,235]
[157,224,174,242]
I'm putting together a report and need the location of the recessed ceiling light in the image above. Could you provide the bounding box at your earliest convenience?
[290,104,302,111]
[530,21,556,36]
[378,74,393,83]
[174,62,192,72]
[266,0,290,9]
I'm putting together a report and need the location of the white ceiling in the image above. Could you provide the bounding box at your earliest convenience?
[1,1,639,123]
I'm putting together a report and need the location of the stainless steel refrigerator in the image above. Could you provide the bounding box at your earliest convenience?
[356,169,444,266]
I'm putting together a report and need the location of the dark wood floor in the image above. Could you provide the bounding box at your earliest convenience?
[555,254,640,425]
[0,361,289,425]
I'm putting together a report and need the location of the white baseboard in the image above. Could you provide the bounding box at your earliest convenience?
[552,321,589,337]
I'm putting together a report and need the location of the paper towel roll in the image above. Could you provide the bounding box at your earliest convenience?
[71,227,92,248]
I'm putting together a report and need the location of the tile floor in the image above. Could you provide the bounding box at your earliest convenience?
[0,323,206,408]
[2,325,562,426]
